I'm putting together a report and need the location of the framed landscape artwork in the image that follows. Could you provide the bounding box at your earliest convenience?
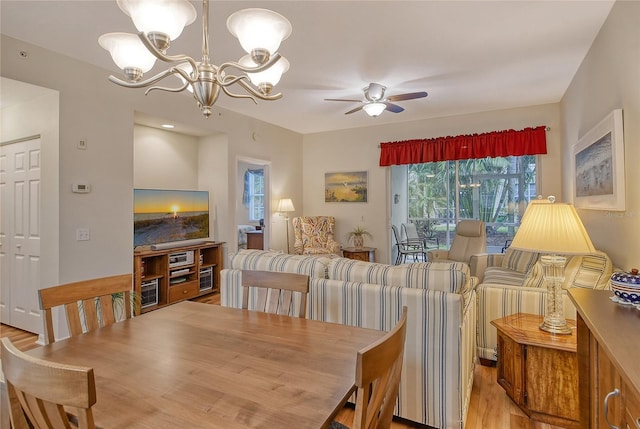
[325,171,368,203]
[572,109,625,211]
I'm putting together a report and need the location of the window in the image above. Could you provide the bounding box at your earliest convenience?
[407,155,537,252]
[247,170,264,222]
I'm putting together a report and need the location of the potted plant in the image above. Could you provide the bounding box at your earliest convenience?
[347,226,372,249]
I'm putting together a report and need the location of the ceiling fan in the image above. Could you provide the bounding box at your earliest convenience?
[325,83,428,117]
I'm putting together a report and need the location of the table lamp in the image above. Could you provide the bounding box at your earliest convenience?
[277,198,295,253]
[509,196,595,334]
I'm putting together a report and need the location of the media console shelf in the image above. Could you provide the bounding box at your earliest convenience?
[133,241,224,315]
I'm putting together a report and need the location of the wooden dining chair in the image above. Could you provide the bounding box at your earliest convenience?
[241,270,310,318]
[331,307,408,429]
[39,273,133,344]
[1,337,97,429]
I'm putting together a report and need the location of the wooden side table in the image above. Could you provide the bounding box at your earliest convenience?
[342,247,375,262]
[491,313,579,428]
[246,230,263,250]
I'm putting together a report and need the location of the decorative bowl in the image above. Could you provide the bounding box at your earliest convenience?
[610,269,640,303]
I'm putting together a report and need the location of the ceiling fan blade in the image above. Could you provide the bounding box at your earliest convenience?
[387,91,428,102]
[345,105,364,115]
[384,102,404,113]
[324,98,363,102]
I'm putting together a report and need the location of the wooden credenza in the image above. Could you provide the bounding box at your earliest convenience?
[133,242,224,315]
[568,288,640,429]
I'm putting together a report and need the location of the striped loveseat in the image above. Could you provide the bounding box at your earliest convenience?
[221,249,478,429]
[471,248,613,363]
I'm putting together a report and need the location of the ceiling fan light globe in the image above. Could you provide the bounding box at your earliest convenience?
[239,55,289,89]
[116,0,196,41]
[227,8,292,57]
[99,32,157,75]
[363,102,386,117]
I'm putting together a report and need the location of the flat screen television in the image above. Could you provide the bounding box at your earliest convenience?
[133,189,210,248]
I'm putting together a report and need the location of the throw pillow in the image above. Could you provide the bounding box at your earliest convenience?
[501,248,539,273]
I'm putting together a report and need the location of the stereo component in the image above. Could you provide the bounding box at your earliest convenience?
[168,250,194,268]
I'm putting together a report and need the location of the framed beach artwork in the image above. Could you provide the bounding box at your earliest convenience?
[324,171,368,203]
[572,109,625,211]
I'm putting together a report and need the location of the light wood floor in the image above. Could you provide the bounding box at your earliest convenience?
[1,292,568,429]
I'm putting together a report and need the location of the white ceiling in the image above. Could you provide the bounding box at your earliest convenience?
[1,1,615,135]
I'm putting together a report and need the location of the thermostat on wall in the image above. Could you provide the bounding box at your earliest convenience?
[72,183,91,193]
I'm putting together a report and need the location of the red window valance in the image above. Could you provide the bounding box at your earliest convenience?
[379,126,547,166]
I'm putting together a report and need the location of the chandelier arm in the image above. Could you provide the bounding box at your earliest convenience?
[137,32,200,79]
[108,68,180,88]
[217,52,283,77]
[233,79,284,101]
[221,86,258,104]
[172,67,196,84]
[217,74,248,88]
[144,81,190,95]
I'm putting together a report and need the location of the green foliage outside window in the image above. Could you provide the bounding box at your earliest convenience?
[407,155,537,249]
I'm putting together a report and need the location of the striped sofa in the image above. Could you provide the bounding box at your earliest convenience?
[471,248,613,363]
[221,249,478,429]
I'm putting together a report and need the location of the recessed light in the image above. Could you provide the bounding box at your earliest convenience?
[161,124,175,129]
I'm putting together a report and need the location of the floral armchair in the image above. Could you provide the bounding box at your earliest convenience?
[292,216,341,255]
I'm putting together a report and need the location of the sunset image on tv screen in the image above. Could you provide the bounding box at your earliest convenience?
[134,189,209,247]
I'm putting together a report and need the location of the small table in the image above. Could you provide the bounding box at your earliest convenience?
[491,313,579,428]
[246,230,263,250]
[342,247,375,262]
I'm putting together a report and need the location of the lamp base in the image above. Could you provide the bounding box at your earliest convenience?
[539,320,572,335]
[539,254,572,335]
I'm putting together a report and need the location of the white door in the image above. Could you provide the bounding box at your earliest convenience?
[0,137,42,333]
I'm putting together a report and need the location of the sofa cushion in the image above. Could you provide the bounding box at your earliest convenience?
[501,248,539,273]
[482,266,527,287]
[565,251,613,290]
[519,251,613,290]
[327,257,471,295]
[230,249,330,278]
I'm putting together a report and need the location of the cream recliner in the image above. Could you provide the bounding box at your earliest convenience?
[428,220,486,267]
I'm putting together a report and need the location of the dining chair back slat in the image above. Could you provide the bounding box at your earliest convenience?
[1,337,97,429]
[39,274,133,344]
[353,307,408,429]
[241,270,310,318]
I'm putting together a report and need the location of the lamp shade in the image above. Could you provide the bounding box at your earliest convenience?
[99,33,157,72]
[117,0,196,41]
[277,198,295,212]
[510,200,595,255]
[227,8,292,57]
[363,102,386,117]
[239,55,290,87]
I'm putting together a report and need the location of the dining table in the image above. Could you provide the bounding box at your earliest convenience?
[24,301,386,428]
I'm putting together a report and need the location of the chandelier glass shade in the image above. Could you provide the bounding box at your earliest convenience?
[99,0,292,118]
[363,102,387,117]
[98,33,157,76]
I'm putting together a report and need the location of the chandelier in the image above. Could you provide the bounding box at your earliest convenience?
[99,0,292,118]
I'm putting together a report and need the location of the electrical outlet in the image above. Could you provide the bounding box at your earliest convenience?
[76,228,90,241]
[78,139,87,149]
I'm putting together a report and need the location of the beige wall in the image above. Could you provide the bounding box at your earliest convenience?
[134,125,200,190]
[303,103,562,264]
[561,0,640,270]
